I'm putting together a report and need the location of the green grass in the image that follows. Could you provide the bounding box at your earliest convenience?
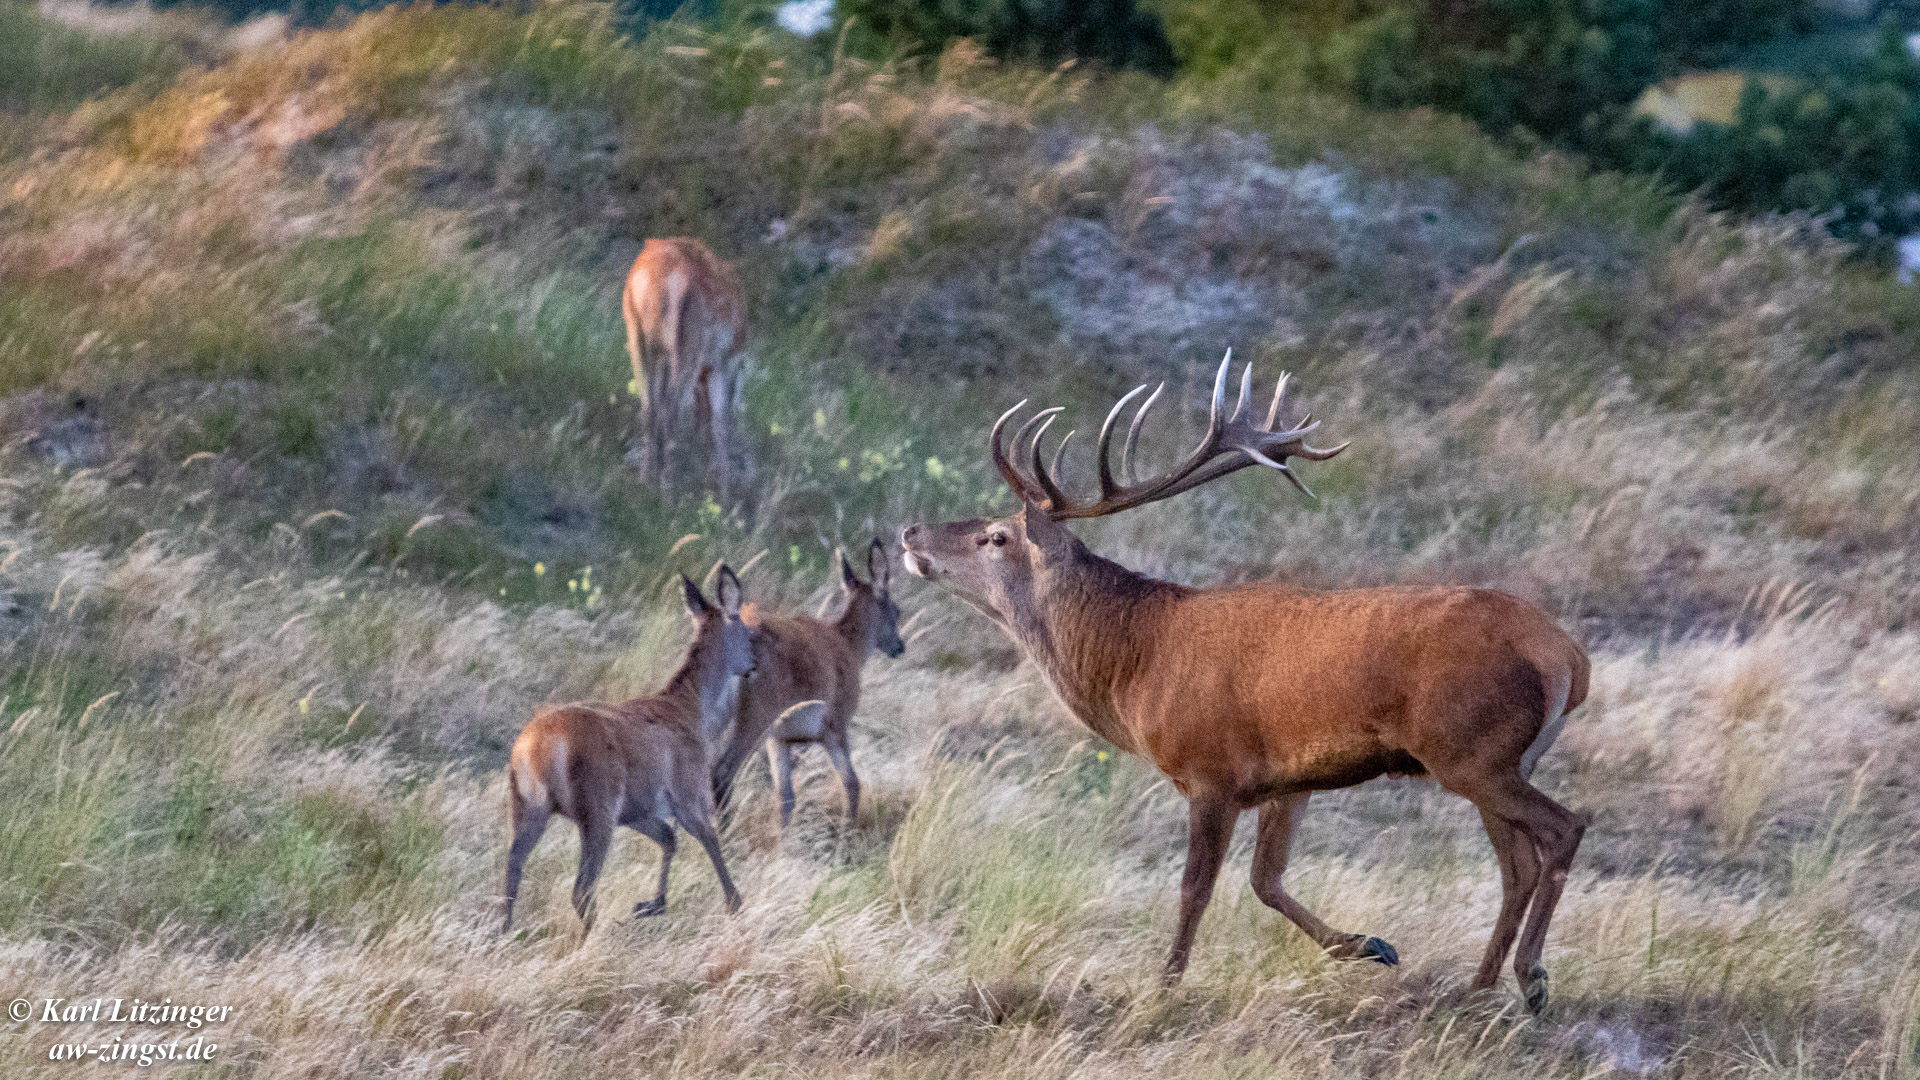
[0,2,185,115]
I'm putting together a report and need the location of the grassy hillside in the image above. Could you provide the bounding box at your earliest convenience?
[2,2,1920,1076]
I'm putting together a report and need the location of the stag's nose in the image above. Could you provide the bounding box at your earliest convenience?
[900,524,921,546]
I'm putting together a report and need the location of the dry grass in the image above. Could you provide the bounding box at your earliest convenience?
[3,3,1920,1076]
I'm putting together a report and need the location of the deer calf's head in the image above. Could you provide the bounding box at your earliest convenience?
[902,352,1347,620]
[840,538,905,658]
[683,566,757,683]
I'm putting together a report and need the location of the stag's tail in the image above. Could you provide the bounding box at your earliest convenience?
[1519,631,1588,780]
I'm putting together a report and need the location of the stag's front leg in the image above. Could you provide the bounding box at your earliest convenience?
[1252,793,1398,965]
[1165,793,1237,984]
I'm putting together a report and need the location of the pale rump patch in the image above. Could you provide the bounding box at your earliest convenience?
[547,734,570,813]
[511,754,547,810]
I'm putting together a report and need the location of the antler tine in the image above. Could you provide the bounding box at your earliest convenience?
[1000,360,1344,520]
[1289,438,1351,462]
[1122,382,1165,486]
[1207,350,1232,429]
[989,400,1038,502]
[1024,410,1070,510]
[1010,405,1064,497]
[1232,360,1255,424]
[1047,429,1076,500]
[1096,384,1150,498]
[1264,371,1290,429]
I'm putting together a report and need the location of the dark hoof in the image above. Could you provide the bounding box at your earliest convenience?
[631,899,666,918]
[1330,935,1399,966]
[1360,937,1399,966]
[1523,967,1549,1014]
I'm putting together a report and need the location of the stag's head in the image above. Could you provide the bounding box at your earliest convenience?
[900,352,1347,621]
[838,537,906,658]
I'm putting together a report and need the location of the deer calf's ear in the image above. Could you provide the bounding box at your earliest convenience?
[715,565,745,616]
[867,537,890,591]
[681,574,712,617]
[838,547,861,590]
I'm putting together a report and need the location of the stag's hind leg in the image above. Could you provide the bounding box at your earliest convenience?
[1505,784,1583,1012]
[1251,793,1398,965]
[1471,809,1541,993]
[1453,776,1581,1012]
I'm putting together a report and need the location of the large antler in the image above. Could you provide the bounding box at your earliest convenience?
[989,351,1349,521]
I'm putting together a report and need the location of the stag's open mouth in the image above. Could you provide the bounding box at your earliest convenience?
[901,550,935,579]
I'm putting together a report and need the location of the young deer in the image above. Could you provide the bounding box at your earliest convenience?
[623,237,748,501]
[501,568,795,931]
[709,539,906,826]
[900,355,1589,1012]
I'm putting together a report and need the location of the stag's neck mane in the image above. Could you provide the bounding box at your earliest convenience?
[1002,535,1186,751]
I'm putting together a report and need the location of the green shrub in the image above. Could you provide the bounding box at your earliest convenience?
[1608,27,1920,247]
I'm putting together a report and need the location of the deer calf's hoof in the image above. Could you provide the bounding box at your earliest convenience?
[631,899,666,918]
[1522,967,1549,1014]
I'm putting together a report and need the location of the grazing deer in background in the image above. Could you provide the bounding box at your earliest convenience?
[898,355,1589,1012]
[711,539,906,826]
[623,237,748,502]
[502,568,792,931]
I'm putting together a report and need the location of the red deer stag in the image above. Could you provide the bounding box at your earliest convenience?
[710,539,907,826]
[898,355,1588,1011]
[502,568,797,930]
[623,237,748,501]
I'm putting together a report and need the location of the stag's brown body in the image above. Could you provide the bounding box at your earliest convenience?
[502,570,761,932]
[711,540,905,825]
[622,237,747,499]
[901,357,1589,1011]
[1030,574,1585,796]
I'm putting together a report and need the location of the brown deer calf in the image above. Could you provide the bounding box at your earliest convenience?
[502,568,791,931]
[623,237,748,501]
[710,539,906,826]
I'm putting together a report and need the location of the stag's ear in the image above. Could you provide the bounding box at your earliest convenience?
[837,547,860,590]
[715,564,744,617]
[1021,500,1070,554]
[867,537,890,593]
[681,573,712,618]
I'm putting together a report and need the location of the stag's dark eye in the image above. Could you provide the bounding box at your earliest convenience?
[990,533,1008,547]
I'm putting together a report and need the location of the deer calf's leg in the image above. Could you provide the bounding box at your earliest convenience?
[680,813,743,914]
[502,799,550,934]
[1165,795,1238,984]
[632,817,677,918]
[823,735,860,824]
[768,740,798,827]
[1252,793,1398,966]
[571,809,615,931]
